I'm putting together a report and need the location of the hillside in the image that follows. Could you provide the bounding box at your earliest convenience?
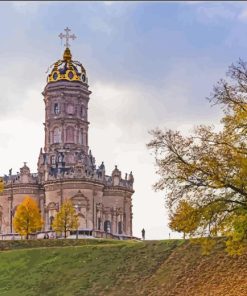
[0,239,246,296]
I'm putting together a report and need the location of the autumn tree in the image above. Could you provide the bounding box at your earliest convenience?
[147,59,247,254]
[13,196,43,239]
[52,200,79,238]
[169,200,200,239]
[0,177,3,192]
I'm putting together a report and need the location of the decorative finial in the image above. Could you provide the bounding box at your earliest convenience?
[58,27,76,48]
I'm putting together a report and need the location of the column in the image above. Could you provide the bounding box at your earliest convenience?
[8,196,13,233]
[39,194,45,231]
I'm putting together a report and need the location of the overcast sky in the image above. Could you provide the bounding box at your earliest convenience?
[0,1,247,239]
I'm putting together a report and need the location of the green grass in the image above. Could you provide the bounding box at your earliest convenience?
[0,239,246,296]
[0,238,123,251]
[0,239,182,296]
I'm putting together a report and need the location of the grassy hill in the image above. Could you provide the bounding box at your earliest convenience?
[0,239,246,296]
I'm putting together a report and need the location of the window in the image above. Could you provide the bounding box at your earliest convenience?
[58,154,63,163]
[80,106,84,117]
[104,220,111,233]
[49,216,54,230]
[79,129,83,145]
[53,128,61,143]
[66,126,74,143]
[118,221,122,234]
[54,103,59,115]
[51,155,56,165]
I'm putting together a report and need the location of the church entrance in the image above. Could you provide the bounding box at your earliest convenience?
[78,213,86,229]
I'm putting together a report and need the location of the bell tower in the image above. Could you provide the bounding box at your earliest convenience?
[38,28,95,182]
[44,47,90,154]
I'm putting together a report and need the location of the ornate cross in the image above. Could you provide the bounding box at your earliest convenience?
[59,27,76,48]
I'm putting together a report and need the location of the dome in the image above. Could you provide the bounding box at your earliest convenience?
[47,48,87,84]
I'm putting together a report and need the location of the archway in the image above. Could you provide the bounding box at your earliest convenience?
[104,220,111,233]
[78,213,86,229]
[118,221,122,234]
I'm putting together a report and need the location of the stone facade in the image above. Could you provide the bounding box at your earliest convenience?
[0,48,134,238]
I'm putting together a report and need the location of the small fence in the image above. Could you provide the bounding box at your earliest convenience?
[0,231,140,241]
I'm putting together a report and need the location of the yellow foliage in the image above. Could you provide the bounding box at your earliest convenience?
[169,200,200,238]
[52,200,79,238]
[0,178,3,193]
[13,196,43,239]
[190,237,217,255]
[223,211,247,255]
[147,60,247,254]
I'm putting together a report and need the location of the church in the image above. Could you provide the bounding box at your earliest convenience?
[0,28,134,239]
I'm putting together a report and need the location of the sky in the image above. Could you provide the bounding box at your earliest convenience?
[1,1,247,239]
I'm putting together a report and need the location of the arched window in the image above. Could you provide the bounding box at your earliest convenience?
[104,220,111,233]
[118,221,122,234]
[54,103,59,115]
[80,106,84,118]
[51,155,56,165]
[53,128,61,143]
[47,202,58,231]
[49,216,54,230]
[66,126,74,143]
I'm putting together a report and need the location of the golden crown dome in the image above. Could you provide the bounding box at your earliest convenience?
[47,48,87,83]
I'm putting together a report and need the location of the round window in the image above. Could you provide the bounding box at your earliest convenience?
[68,71,74,79]
[53,72,58,80]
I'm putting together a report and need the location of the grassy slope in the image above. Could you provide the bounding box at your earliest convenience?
[0,239,246,296]
[141,241,247,296]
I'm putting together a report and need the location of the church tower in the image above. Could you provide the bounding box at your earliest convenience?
[38,46,94,182]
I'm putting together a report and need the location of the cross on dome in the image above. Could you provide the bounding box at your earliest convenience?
[58,27,76,48]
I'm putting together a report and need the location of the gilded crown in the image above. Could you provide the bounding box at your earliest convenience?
[47,48,87,83]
